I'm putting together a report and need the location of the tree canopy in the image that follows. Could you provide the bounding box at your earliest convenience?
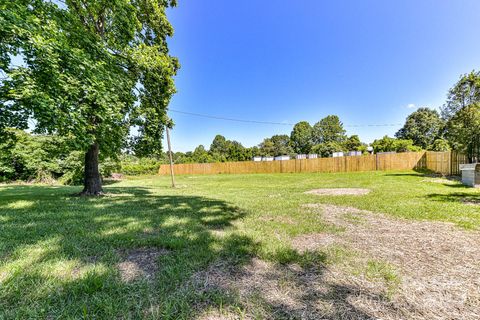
[371,136,421,153]
[259,134,293,157]
[442,71,480,161]
[1,0,178,194]
[290,121,313,154]
[395,107,444,150]
[312,115,347,145]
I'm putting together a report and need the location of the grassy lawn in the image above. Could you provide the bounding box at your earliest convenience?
[1,171,479,319]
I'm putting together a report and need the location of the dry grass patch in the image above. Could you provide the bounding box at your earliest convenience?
[196,310,241,320]
[291,233,336,253]
[305,188,370,196]
[117,247,169,283]
[422,178,460,185]
[303,203,480,319]
[258,214,296,225]
[191,257,409,320]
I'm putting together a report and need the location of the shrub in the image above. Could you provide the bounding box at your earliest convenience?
[0,129,120,185]
[371,136,422,153]
[119,156,163,175]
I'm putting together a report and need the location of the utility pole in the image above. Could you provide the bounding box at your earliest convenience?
[166,126,176,188]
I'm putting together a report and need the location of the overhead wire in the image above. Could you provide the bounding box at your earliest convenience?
[168,108,403,128]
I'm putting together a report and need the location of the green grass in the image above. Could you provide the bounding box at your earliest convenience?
[0,171,479,318]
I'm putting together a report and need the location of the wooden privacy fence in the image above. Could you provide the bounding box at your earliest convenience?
[159,151,468,176]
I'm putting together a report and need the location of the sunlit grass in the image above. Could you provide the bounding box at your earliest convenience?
[0,170,478,318]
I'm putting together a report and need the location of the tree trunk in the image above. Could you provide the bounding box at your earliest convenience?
[81,143,103,196]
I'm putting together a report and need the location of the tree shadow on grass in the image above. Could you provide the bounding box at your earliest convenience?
[384,170,461,180]
[0,185,256,319]
[192,248,415,319]
[0,185,419,319]
[426,192,480,204]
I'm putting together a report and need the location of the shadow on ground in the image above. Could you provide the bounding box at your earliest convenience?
[192,251,413,320]
[0,185,258,319]
[427,191,480,204]
[0,185,419,319]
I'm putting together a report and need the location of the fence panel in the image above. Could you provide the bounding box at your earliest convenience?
[158,151,468,176]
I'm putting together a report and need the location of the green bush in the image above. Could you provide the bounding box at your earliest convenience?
[430,138,451,152]
[119,156,162,175]
[0,129,120,185]
[371,136,422,153]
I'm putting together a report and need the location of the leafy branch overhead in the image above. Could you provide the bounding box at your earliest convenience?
[1,0,178,156]
[1,0,179,194]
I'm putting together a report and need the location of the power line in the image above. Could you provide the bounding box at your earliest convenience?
[168,108,403,128]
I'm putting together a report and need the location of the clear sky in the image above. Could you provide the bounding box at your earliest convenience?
[166,0,480,152]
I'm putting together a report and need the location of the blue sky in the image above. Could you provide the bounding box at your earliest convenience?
[166,0,480,151]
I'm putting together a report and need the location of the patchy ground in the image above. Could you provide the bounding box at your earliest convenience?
[1,171,479,319]
[298,204,480,319]
[117,248,169,283]
[191,204,480,319]
[191,257,404,319]
[305,188,371,196]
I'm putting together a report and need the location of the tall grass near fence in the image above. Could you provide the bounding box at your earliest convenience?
[158,151,468,176]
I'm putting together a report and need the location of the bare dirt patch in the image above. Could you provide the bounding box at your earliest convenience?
[305,188,371,196]
[195,310,240,320]
[421,177,460,185]
[191,258,409,320]
[291,233,336,253]
[189,204,480,319]
[117,247,169,283]
[184,202,480,319]
[302,204,480,319]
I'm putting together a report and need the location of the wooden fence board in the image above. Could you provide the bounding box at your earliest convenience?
[158,151,469,176]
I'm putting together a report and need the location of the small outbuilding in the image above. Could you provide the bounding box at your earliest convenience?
[459,163,480,187]
[262,156,274,161]
[307,154,318,159]
[332,152,344,158]
[348,151,362,156]
[252,156,262,162]
[274,155,290,161]
[296,154,307,160]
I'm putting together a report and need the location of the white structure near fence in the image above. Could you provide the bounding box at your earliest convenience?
[459,163,480,187]
[332,152,344,158]
[252,156,262,162]
[262,156,274,161]
[308,154,318,159]
[296,154,307,159]
[348,151,362,156]
[274,155,290,161]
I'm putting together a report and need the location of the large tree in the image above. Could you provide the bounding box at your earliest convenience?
[344,135,363,151]
[259,134,293,157]
[445,103,480,161]
[210,134,229,155]
[395,107,444,149]
[442,71,480,119]
[312,115,347,145]
[442,71,480,161]
[0,0,178,195]
[290,121,313,154]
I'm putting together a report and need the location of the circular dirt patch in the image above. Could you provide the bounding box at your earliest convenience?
[305,188,370,196]
[291,233,336,253]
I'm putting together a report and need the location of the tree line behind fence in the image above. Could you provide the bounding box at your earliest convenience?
[159,151,468,176]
